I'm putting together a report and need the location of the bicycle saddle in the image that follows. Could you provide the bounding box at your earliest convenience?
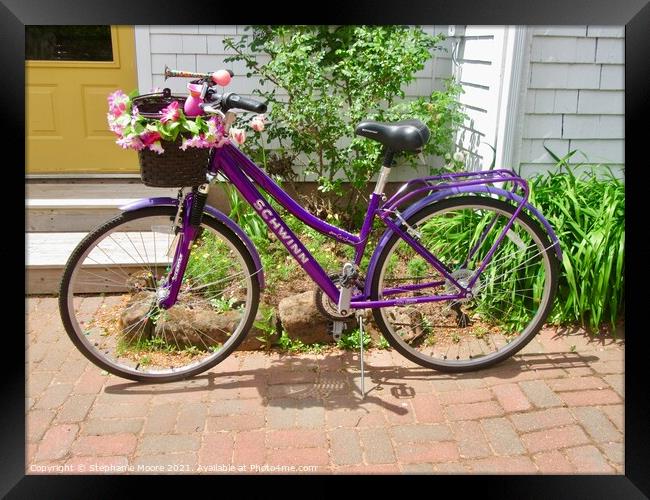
[355,119,430,152]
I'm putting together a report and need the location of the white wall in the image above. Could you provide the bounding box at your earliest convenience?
[134,25,484,180]
[134,25,624,180]
[515,26,624,178]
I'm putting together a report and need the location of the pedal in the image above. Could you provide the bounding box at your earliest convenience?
[330,321,345,342]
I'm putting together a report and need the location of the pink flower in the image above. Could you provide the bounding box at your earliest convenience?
[229,127,246,145]
[148,141,164,154]
[139,130,161,146]
[108,90,128,108]
[250,114,266,132]
[159,101,181,123]
[116,135,144,151]
[107,113,124,135]
[204,116,225,145]
[179,134,209,150]
[108,90,129,117]
[207,116,222,136]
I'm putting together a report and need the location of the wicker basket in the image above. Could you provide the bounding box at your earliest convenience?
[132,91,210,188]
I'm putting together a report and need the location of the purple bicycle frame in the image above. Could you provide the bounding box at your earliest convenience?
[155,140,558,311]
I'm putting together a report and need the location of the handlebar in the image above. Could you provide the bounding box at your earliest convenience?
[164,65,234,84]
[220,92,267,114]
[165,65,267,114]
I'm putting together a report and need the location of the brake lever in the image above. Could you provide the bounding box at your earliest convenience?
[199,102,225,118]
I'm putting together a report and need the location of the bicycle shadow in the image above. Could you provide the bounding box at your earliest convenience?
[102,349,604,417]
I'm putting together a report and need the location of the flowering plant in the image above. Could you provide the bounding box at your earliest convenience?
[107,90,265,155]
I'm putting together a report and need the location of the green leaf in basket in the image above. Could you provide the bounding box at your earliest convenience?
[184,120,200,135]
[134,122,145,134]
[158,123,173,141]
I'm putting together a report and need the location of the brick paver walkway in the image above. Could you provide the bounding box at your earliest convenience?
[26,297,624,475]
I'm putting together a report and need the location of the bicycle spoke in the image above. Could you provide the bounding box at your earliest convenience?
[107,234,154,276]
[375,198,556,370]
[63,210,258,380]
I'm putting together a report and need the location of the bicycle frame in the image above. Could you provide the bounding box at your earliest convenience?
[129,140,560,311]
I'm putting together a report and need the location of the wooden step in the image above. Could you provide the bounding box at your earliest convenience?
[26,182,180,232]
[26,181,231,232]
[27,232,173,295]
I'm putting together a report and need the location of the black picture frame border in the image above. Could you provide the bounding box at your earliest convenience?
[5,0,648,496]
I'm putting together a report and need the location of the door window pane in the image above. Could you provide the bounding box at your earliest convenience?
[26,26,113,61]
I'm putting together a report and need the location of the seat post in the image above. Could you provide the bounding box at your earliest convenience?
[382,148,395,168]
[374,148,394,195]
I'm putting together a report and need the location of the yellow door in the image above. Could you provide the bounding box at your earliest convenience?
[26,26,139,174]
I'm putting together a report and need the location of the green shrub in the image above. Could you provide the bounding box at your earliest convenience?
[527,153,625,331]
[224,25,466,224]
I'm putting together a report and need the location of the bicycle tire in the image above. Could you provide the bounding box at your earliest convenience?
[59,206,260,383]
[370,196,559,372]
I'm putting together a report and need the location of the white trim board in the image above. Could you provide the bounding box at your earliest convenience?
[134,26,153,94]
[494,26,528,172]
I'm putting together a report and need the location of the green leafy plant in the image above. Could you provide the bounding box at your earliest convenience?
[276,330,307,353]
[375,336,391,350]
[254,305,278,349]
[336,329,372,351]
[223,183,269,245]
[527,150,625,331]
[224,26,466,226]
[183,232,235,297]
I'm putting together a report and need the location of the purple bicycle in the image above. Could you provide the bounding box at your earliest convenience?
[59,68,561,382]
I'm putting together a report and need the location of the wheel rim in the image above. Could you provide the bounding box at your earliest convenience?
[376,200,555,368]
[64,212,254,379]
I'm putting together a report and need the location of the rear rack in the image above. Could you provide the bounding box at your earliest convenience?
[383,168,529,211]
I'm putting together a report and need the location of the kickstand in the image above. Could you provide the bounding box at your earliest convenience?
[357,312,366,399]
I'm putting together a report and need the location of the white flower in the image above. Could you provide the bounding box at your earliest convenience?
[452,151,465,163]
[148,141,164,155]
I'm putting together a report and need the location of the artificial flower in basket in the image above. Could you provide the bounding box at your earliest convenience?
[106,90,265,154]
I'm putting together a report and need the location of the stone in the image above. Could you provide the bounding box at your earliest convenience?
[118,291,156,342]
[278,291,338,344]
[119,292,272,350]
[155,307,239,348]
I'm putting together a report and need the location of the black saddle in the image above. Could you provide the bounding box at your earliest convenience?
[355,119,430,152]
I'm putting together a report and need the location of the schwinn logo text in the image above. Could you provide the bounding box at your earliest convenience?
[253,199,309,264]
[172,253,183,281]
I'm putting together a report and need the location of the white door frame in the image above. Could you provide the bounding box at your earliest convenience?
[493,26,529,172]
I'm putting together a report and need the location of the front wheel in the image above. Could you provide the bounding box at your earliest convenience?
[370,196,559,372]
[59,206,260,382]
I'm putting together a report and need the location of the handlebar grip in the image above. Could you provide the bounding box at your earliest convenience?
[222,93,267,114]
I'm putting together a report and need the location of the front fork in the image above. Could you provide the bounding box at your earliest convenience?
[157,183,210,309]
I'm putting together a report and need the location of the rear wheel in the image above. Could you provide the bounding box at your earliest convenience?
[370,196,559,372]
[59,206,260,382]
